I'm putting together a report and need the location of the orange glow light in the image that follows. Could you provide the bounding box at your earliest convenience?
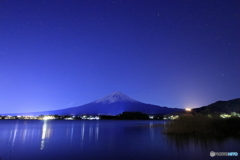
[185,108,191,111]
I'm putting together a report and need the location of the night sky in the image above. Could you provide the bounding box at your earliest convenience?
[0,0,239,113]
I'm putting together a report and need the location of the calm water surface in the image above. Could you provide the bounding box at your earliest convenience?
[0,120,239,160]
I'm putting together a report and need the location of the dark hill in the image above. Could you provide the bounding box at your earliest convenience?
[193,98,240,114]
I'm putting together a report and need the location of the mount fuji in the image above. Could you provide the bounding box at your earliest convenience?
[5,92,183,116]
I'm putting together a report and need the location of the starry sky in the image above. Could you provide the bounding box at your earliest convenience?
[0,0,240,113]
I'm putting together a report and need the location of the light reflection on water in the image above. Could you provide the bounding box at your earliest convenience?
[40,120,48,150]
[0,120,239,160]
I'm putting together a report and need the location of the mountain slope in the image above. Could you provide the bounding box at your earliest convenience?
[38,92,182,115]
[193,98,240,114]
[3,92,183,116]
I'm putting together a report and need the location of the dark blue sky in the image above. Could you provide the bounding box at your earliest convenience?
[1,0,240,113]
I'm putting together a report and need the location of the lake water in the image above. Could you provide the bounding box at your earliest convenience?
[0,120,239,160]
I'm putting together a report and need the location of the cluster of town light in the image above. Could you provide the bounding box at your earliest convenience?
[81,115,100,120]
[1,110,239,120]
[41,115,100,120]
[0,115,38,120]
[0,115,100,120]
[164,115,179,120]
[43,116,55,120]
[220,112,240,118]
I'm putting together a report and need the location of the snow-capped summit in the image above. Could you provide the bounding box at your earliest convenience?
[94,91,139,104]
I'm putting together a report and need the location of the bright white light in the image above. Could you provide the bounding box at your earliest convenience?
[65,117,73,120]
[185,108,191,111]
[149,116,154,119]
[43,116,55,120]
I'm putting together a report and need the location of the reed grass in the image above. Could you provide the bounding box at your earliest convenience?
[163,115,240,137]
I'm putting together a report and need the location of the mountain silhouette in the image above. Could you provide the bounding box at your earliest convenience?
[3,92,183,116]
[193,98,240,114]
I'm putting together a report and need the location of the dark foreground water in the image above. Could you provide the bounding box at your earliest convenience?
[0,120,239,160]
